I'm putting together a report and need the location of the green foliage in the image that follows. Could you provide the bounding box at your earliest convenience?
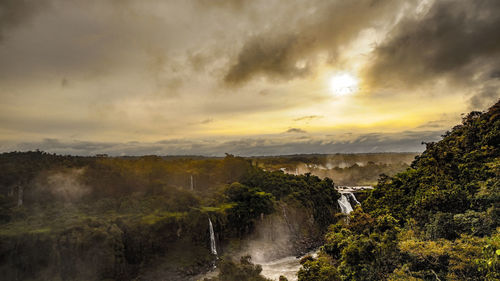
[303,100,500,281]
[319,211,401,281]
[364,102,500,226]
[223,182,275,235]
[297,255,340,281]
[426,209,498,239]
[204,255,272,281]
[0,194,14,222]
[394,229,500,280]
[241,170,339,229]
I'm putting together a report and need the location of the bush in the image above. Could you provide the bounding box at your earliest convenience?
[204,255,271,281]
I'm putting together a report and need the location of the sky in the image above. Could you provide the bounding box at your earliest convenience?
[0,0,499,156]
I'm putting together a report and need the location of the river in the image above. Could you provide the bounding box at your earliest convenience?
[259,250,318,281]
[197,188,364,280]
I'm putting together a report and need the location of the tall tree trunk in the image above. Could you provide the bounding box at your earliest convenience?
[17,185,23,206]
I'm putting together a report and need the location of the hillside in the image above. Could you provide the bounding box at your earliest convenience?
[252,153,417,186]
[299,100,499,280]
[0,153,341,280]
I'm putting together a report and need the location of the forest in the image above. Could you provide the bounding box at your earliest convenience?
[290,101,499,280]
[0,150,340,280]
[251,153,417,186]
[0,101,498,280]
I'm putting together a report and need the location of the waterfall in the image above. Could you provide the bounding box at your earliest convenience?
[208,218,217,256]
[338,194,353,214]
[337,192,361,214]
[347,192,361,206]
[190,175,194,191]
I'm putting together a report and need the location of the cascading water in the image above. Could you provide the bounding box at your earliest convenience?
[259,250,318,281]
[338,194,353,214]
[208,218,217,256]
[337,192,361,214]
[337,192,360,214]
[347,192,361,206]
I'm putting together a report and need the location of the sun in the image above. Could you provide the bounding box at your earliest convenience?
[329,73,359,96]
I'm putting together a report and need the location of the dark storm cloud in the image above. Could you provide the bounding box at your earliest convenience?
[417,120,450,129]
[491,70,500,79]
[468,85,500,110]
[205,130,443,155]
[285,128,307,134]
[1,130,444,156]
[224,34,310,84]
[0,0,48,41]
[366,0,500,96]
[1,0,494,155]
[14,138,116,154]
[200,118,214,124]
[224,0,407,85]
[0,0,189,82]
[293,115,322,122]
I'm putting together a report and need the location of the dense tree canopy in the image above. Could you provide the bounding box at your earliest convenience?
[0,150,339,280]
[300,100,500,281]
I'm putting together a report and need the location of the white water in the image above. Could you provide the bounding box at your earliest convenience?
[259,251,318,281]
[195,251,315,281]
[201,192,362,280]
[347,192,361,206]
[338,193,354,214]
[337,192,361,214]
[190,175,194,191]
[209,218,217,255]
[259,192,362,280]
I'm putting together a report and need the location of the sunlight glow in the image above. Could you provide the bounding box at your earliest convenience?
[329,73,359,96]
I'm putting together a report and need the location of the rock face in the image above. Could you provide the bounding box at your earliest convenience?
[1,223,127,280]
[0,215,214,281]
[235,202,323,264]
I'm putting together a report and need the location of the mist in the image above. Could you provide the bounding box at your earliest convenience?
[36,168,90,202]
